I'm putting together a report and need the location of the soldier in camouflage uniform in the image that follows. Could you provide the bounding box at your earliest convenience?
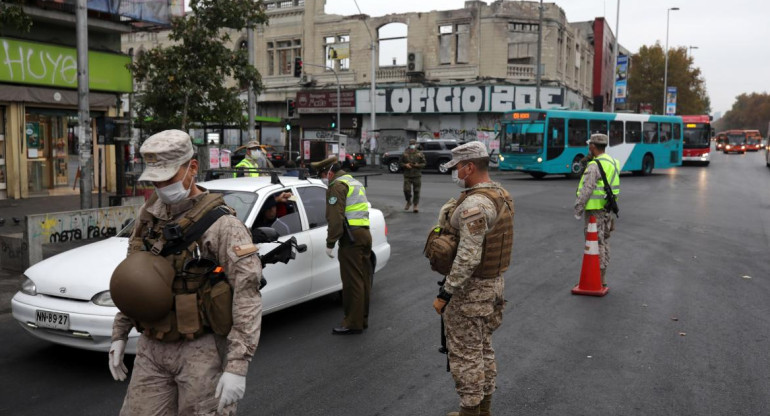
[574,133,620,285]
[433,142,514,416]
[399,138,427,212]
[108,130,262,415]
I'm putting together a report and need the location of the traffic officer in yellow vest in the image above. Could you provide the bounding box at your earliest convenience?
[234,140,270,177]
[574,133,620,286]
[108,130,263,415]
[313,156,372,335]
[432,142,514,416]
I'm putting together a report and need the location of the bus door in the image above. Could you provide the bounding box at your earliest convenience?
[546,118,565,161]
[660,122,680,164]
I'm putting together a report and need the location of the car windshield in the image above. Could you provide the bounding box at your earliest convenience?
[683,125,710,148]
[115,191,257,237]
[500,122,545,154]
[727,134,746,145]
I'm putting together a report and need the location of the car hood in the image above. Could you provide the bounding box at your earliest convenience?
[25,237,129,301]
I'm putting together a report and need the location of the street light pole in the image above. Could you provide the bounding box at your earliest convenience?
[688,45,699,59]
[354,0,376,163]
[662,7,679,114]
[302,62,341,135]
[535,0,543,109]
[609,0,621,113]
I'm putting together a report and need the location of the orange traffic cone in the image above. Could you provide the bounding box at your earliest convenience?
[572,215,609,296]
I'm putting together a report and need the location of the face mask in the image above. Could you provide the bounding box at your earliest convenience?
[409,145,416,150]
[452,166,466,189]
[156,163,192,205]
[321,178,329,186]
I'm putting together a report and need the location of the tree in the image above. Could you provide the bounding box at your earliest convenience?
[714,93,770,136]
[131,0,268,132]
[626,43,710,115]
[0,0,32,33]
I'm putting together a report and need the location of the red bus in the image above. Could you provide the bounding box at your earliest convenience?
[682,115,712,165]
[744,129,763,151]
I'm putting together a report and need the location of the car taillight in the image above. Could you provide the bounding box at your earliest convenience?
[384,223,388,236]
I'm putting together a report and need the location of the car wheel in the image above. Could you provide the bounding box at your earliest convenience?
[388,160,400,173]
[566,155,585,179]
[641,154,654,176]
[437,159,450,174]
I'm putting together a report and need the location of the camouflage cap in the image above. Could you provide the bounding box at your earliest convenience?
[409,138,417,145]
[310,156,339,173]
[442,141,488,170]
[246,140,261,149]
[588,133,609,145]
[138,130,195,182]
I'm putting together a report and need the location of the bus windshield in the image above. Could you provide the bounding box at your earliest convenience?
[500,122,545,154]
[683,124,710,148]
[727,134,746,145]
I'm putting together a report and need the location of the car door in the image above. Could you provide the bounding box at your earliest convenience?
[296,185,341,296]
[249,187,312,312]
[422,142,442,168]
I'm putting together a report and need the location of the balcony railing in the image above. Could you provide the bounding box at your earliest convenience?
[376,66,407,80]
[507,64,536,80]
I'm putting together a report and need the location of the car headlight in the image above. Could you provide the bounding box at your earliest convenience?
[92,290,115,307]
[21,277,37,296]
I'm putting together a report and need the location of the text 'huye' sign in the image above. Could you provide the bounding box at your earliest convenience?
[355,85,564,114]
[0,37,132,93]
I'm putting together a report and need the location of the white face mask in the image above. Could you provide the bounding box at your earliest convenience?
[156,163,192,205]
[409,145,416,150]
[452,168,466,189]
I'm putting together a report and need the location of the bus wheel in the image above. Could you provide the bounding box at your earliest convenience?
[529,172,546,179]
[566,155,585,179]
[641,154,654,176]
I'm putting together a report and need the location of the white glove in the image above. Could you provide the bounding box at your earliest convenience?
[574,214,582,220]
[108,340,128,381]
[216,372,246,414]
[326,247,335,258]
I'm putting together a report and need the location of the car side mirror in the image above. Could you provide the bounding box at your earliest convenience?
[252,227,279,244]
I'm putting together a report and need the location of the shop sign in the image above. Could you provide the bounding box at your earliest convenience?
[355,85,565,114]
[0,37,132,93]
[296,90,356,114]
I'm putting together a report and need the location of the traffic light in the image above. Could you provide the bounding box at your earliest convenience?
[285,122,291,131]
[287,99,296,117]
[330,114,337,129]
[293,57,302,77]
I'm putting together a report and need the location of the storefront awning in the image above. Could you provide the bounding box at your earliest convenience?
[0,85,117,108]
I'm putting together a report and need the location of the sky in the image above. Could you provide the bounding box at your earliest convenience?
[323,0,770,116]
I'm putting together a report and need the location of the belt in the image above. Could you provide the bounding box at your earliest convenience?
[349,226,369,230]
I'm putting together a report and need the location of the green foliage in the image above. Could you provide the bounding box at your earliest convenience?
[0,1,33,33]
[626,43,710,115]
[714,93,770,136]
[131,0,268,132]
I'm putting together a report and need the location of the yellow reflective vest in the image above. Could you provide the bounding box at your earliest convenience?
[331,174,370,227]
[234,158,260,177]
[577,153,620,211]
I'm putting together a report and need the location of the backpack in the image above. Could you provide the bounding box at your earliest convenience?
[423,226,459,276]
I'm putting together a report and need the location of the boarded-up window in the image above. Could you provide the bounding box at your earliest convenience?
[439,25,452,64]
[508,42,535,64]
[456,24,470,64]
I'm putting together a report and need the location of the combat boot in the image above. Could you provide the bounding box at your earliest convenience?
[479,394,492,416]
[404,202,411,210]
[413,204,419,213]
[601,269,607,286]
[447,405,480,416]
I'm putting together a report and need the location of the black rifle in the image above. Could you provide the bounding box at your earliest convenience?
[595,158,619,217]
[437,279,450,372]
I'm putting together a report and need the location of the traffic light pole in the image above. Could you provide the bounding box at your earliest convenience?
[302,62,340,135]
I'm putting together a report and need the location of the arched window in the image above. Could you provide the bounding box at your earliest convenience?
[378,23,407,67]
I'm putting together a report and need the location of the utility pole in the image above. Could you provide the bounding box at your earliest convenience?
[354,0,376,163]
[76,0,92,208]
[247,24,256,143]
[662,7,679,114]
[535,0,544,109]
[609,0,621,113]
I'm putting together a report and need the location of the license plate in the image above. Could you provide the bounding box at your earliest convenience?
[36,310,70,330]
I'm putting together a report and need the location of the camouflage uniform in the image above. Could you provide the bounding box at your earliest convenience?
[112,190,262,416]
[399,148,426,206]
[443,182,512,409]
[574,161,616,272]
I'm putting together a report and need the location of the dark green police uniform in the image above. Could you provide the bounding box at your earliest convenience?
[326,170,372,330]
[399,148,426,207]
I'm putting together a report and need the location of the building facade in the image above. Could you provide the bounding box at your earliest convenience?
[0,2,132,199]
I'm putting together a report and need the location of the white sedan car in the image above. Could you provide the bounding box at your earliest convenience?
[12,175,390,354]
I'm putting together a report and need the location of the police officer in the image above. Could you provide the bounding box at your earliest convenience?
[574,133,620,286]
[234,140,271,177]
[399,138,426,213]
[108,130,263,415]
[432,142,514,416]
[313,156,372,335]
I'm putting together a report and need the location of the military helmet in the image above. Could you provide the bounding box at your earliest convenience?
[110,251,176,322]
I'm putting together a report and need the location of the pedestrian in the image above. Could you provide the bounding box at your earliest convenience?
[399,138,426,213]
[234,140,271,177]
[108,129,263,415]
[431,142,514,416]
[574,133,620,286]
[313,156,372,335]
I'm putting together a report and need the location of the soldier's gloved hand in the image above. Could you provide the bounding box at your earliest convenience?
[216,372,246,413]
[433,298,447,315]
[438,198,457,228]
[108,340,128,381]
[326,247,334,258]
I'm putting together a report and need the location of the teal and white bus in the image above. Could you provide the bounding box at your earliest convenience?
[497,109,683,178]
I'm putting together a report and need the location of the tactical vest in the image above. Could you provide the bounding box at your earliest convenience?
[577,154,620,211]
[331,174,370,227]
[234,157,260,177]
[129,193,235,342]
[453,185,514,278]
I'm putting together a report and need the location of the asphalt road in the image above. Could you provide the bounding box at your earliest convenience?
[1,148,769,415]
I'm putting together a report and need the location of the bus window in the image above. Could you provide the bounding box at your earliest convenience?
[590,120,608,136]
[567,119,588,147]
[609,121,624,146]
[501,122,544,154]
[546,118,565,160]
[660,123,672,142]
[643,122,658,144]
[626,121,642,143]
[674,123,681,141]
